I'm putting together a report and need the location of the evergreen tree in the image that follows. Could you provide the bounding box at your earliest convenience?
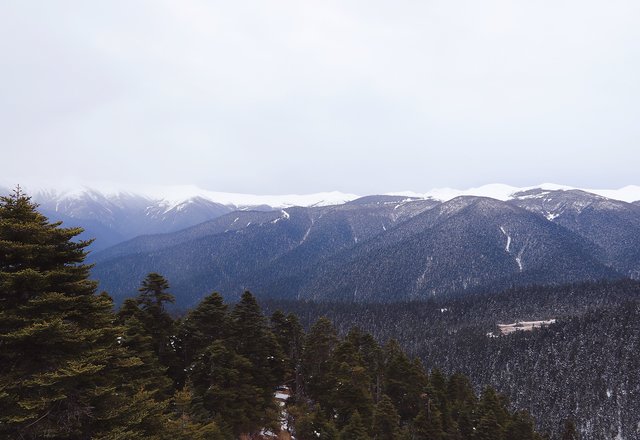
[373,395,402,440]
[0,188,165,438]
[346,328,384,402]
[189,340,261,436]
[505,410,537,440]
[413,406,445,440]
[178,291,228,368]
[302,317,339,403]
[271,310,305,399]
[292,404,338,440]
[117,308,173,398]
[383,340,428,423]
[163,384,227,440]
[134,272,180,384]
[339,411,369,440]
[229,291,286,399]
[327,339,374,428]
[475,411,503,440]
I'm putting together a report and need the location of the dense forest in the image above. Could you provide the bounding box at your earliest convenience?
[0,189,563,439]
[263,281,640,438]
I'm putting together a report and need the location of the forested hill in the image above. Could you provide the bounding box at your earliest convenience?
[90,188,640,306]
[0,189,553,439]
[263,279,640,439]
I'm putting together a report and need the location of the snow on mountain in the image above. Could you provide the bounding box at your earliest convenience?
[14,183,360,210]
[388,183,640,203]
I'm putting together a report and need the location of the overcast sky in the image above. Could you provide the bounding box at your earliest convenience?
[1,1,639,194]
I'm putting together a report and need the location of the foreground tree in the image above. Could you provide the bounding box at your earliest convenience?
[0,188,167,438]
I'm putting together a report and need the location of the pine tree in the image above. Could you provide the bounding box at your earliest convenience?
[117,307,173,398]
[475,411,503,440]
[413,406,445,440]
[373,395,402,440]
[327,339,374,428]
[189,340,262,436]
[505,410,536,440]
[339,410,369,440]
[134,272,180,383]
[229,291,286,399]
[271,310,305,400]
[0,188,166,438]
[178,291,228,368]
[292,404,338,440]
[383,340,428,423]
[302,317,339,403]
[164,384,227,440]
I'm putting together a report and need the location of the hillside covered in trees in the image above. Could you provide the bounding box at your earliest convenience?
[0,189,556,439]
[264,281,640,438]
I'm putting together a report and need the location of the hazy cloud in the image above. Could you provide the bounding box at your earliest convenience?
[2,0,639,194]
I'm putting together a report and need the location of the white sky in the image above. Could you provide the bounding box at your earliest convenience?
[1,1,639,194]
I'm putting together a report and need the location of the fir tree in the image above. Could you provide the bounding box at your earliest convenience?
[505,410,537,440]
[383,340,428,423]
[271,310,305,400]
[327,339,374,428]
[292,404,338,440]
[229,291,286,401]
[339,410,369,440]
[302,317,339,403]
[189,340,261,436]
[134,272,180,383]
[0,188,166,438]
[373,395,402,440]
[178,291,228,368]
[413,406,445,440]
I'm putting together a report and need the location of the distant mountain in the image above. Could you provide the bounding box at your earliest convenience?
[91,192,631,306]
[4,183,640,304]
[90,196,440,304]
[511,189,640,278]
[298,196,617,301]
[2,185,358,251]
[4,182,639,252]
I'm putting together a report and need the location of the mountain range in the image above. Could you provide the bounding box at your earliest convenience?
[3,183,640,305]
[27,184,631,306]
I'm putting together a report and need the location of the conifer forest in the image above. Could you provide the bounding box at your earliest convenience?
[0,188,631,439]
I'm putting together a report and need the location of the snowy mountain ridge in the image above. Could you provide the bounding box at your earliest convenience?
[4,182,640,209]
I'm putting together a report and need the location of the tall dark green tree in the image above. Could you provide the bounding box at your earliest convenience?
[0,188,166,438]
[302,316,339,402]
[178,291,228,368]
[134,272,180,382]
[383,339,428,423]
[505,410,537,440]
[271,310,305,399]
[373,395,402,440]
[229,291,286,396]
[339,411,369,440]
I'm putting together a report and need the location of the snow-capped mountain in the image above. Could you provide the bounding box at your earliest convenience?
[2,183,639,253]
[0,184,359,250]
[89,188,640,306]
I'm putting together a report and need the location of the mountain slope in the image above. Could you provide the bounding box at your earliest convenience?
[298,197,618,301]
[92,196,622,306]
[511,189,640,278]
[91,197,440,304]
